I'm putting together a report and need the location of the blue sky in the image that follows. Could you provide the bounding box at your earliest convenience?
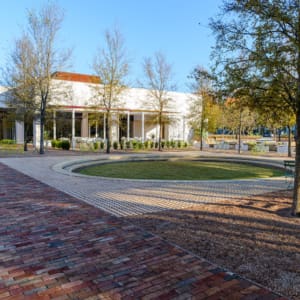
[0,0,223,91]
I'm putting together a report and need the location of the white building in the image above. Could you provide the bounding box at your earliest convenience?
[0,72,195,147]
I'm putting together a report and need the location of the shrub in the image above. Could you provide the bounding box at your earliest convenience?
[184,142,188,148]
[51,140,57,148]
[0,139,15,144]
[126,140,131,149]
[61,140,70,150]
[137,141,144,149]
[161,141,165,148]
[100,141,105,150]
[55,141,62,148]
[113,141,119,150]
[93,142,99,150]
[144,140,149,149]
[150,141,154,148]
[166,140,171,148]
[177,140,182,148]
[170,140,176,148]
[132,140,138,149]
[155,142,159,148]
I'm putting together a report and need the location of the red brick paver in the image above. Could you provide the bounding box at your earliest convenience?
[0,163,287,299]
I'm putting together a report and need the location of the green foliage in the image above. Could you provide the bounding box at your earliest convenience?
[170,140,176,148]
[137,141,143,149]
[132,140,138,149]
[51,140,58,148]
[113,141,119,150]
[93,142,99,150]
[126,140,131,149]
[61,140,70,150]
[100,141,105,149]
[0,139,16,145]
[56,141,62,148]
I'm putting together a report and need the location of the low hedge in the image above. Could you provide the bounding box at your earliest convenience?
[51,139,70,150]
[0,139,16,144]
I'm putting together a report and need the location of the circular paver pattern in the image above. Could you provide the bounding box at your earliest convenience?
[0,152,288,217]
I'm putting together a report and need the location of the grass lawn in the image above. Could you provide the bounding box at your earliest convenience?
[77,160,284,180]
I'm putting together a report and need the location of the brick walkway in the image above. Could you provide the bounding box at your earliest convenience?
[0,162,287,299]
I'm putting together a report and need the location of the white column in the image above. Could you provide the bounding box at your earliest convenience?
[81,112,89,137]
[72,109,75,149]
[53,110,56,140]
[127,111,130,140]
[141,112,145,142]
[95,121,98,138]
[15,121,24,144]
[33,117,41,150]
[111,113,118,141]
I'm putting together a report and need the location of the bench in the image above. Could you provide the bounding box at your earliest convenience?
[284,160,295,187]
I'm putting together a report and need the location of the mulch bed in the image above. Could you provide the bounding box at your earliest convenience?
[127,190,300,299]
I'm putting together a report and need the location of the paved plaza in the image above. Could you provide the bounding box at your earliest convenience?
[0,152,289,299]
[0,152,288,217]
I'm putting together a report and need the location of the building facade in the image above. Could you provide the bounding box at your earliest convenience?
[0,72,195,148]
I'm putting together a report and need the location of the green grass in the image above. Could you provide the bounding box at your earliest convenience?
[76,160,284,180]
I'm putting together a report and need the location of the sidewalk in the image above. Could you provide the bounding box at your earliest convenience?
[0,161,287,299]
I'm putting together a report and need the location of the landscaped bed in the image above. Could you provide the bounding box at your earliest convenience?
[76,160,284,180]
[127,190,300,299]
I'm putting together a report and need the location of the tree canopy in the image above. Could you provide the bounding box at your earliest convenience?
[210,0,300,215]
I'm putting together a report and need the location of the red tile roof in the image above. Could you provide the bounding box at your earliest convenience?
[52,72,101,84]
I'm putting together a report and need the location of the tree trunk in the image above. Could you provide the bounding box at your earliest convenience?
[293,11,300,216]
[200,121,204,151]
[158,113,162,151]
[23,122,29,152]
[106,112,111,154]
[287,125,292,158]
[293,112,300,216]
[237,108,242,154]
[39,109,45,155]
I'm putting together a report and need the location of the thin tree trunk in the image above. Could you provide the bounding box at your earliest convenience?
[293,7,300,216]
[24,122,29,152]
[39,109,45,154]
[287,125,292,158]
[158,113,162,151]
[106,112,111,154]
[238,107,242,154]
[200,123,203,151]
[293,113,300,216]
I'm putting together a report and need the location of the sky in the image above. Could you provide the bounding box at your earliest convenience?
[0,0,223,92]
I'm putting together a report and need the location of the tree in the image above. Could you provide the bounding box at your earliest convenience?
[210,0,300,216]
[223,96,257,153]
[141,52,175,151]
[28,3,71,154]
[93,28,129,154]
[3,3,71,154]
[2,34,37,151]
[188,67,222,150]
